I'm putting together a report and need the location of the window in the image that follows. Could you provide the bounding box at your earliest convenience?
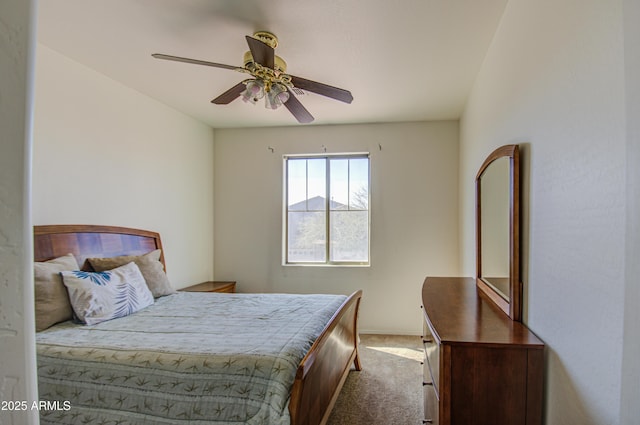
[284,154,370,265]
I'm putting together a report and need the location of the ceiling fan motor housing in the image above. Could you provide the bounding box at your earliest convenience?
[243,50,287,73]
[244,31,286,72]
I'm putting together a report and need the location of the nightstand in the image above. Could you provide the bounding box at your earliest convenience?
[180,281,236,293]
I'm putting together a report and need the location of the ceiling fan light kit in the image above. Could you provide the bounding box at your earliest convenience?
[241,79,290,109]
[241,79,264,104]
[152,31,353,123]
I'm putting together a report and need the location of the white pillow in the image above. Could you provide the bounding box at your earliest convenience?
[61,262,154,325]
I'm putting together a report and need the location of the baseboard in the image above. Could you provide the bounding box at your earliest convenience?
[358,329,422,336]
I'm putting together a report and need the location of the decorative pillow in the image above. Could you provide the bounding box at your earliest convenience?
[34,253,79,331]
[87,249,176,298]
[61,262,154,325]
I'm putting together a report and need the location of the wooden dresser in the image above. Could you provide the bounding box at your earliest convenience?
[421,277,544,425]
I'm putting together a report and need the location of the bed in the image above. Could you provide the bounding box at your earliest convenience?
[34,224,362,425]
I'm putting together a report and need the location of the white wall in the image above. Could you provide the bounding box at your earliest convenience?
[0,0,39,423]
[32,45,215,288]
[214,122,459,334]
[620,0,640,421]
[460,0,626,423]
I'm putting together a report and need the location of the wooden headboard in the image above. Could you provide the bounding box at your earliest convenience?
[34,225,165,271]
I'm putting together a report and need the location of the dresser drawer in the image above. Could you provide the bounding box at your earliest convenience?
[423,378,439,425]
[422,315,440,395]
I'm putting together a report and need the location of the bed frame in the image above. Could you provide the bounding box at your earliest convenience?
[34,224,362,425]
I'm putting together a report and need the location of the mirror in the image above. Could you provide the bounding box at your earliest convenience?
[476,144,521,321]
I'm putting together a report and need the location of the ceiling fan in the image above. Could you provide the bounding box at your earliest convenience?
[152,31,353,124]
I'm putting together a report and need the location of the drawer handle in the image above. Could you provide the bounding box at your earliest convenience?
[423,382,433,386]
[423,420,433,424]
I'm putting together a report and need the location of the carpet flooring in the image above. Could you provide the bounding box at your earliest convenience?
[326,334,424,425]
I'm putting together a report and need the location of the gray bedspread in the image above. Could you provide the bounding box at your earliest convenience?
[36,292,347,425]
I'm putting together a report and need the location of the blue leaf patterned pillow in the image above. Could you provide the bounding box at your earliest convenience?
[60,262,154,325]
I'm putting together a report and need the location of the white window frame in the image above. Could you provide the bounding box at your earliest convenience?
[283,153,371,266]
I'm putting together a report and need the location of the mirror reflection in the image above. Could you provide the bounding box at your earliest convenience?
[479,157,510,300]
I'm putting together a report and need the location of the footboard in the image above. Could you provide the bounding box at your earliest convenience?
[289,290,363,425]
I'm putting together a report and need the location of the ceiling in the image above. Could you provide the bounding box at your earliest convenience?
[36,0,507,128]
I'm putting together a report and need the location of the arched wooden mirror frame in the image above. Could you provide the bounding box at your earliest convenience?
[475,144,522,321]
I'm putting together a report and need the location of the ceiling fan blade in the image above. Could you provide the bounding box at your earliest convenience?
[245,35,274,69]
[284,91,314,124]
[152,53,238,71]
[289,75,353,104]
[211,82,246,104]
